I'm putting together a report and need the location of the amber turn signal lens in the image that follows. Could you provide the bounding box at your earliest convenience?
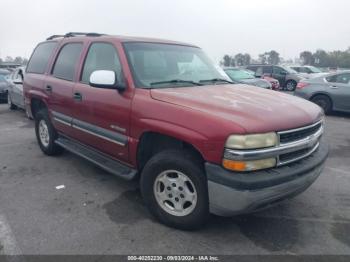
[222,159,247,171]
[222,158,276,172]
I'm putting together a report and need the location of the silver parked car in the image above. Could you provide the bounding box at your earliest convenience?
[294,71,350,114]
[223,67,272,89]
[7,66,26,110]
[0,69,11,102]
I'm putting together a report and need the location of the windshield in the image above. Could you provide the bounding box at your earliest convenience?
[308,66,322,73]
[224,69,254,80]
[123,43,223,88]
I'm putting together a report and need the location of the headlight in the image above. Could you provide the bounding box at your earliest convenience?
[225,132,278,149]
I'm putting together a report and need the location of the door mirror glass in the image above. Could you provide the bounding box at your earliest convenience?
[89,70,124,90]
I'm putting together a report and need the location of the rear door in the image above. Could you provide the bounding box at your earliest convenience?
[45,42,84,135]
[326,73,350,111]
[71,41,131,162]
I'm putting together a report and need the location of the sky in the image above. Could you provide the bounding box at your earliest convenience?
[1,0,350,63]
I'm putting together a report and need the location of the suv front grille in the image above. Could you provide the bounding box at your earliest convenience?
[279,122,322,144]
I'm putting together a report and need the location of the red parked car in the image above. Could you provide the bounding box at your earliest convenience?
[262,75,280,90]
[24,32,328,229]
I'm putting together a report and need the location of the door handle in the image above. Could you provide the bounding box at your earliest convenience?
[330,85,339,89]
[73,92,82,101]
[46,85,52,92]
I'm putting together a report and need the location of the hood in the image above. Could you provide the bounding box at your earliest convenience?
[239,78,271,88]
[150,84,323,134]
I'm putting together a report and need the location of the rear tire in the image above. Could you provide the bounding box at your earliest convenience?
[140,149,209,230]
[311,95,332,114]
[35,109,63,155]
[7,93,17,110]
[285,80,297,91]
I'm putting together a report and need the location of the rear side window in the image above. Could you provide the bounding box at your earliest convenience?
[26,42,58,74]
[52,43,83,81]
[81,42,123,84]
[326,73,350,84]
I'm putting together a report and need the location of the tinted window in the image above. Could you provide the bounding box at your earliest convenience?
[81,43,123,84]
[246,66,258,72]
[53,43,83,81]
[27,42,58,74]
[326,73,350,84]
[273,66,287,75]
[263,66,272,74]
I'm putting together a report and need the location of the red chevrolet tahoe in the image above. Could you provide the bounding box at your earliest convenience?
[24,32,328,230]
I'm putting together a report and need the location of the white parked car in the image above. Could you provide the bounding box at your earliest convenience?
[7,66,26,110]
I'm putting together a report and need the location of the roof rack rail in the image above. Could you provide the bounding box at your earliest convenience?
[46,32,105,41]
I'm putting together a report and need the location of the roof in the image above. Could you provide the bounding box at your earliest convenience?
[45,32,197,47]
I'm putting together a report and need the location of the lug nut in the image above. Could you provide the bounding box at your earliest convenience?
[178,186,183,191]
[175,197,179,202]
[168,194,173,198]
[172,183,176,187]
[167,186,171,190]
[180,194,184,198]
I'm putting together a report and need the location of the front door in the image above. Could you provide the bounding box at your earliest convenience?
[327,73,350,111]
[72,42,131,162]
[272,66,287,87]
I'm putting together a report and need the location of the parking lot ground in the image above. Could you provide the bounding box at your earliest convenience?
[0,103,350,255]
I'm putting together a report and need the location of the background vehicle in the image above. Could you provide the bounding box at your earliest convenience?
[24,33,328,230]
[7,66,26,110]
[246,64,303,91]
[295,71,350,114]
[261,75,280,90]
[223,68,272,89]
[290,65,327,79]
[0,69,11,103]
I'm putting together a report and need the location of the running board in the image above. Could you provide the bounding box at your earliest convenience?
[55,137,137,180]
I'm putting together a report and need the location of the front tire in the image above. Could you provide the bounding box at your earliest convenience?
[35,109,63,155]
[311,95,332,114]
[7,93,17,110]
[140,150,209,230]
[285,80,297,91]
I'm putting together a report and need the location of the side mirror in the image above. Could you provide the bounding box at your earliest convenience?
[89,70,125,91]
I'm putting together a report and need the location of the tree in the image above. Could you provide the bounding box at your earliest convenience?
[267,50,280,65]
[0,58,3,64]
[221,55,235,67]
[14,56,24,64]
[22,58,29,65]
[300,51,314,65]
[234,53,245,66]
[5,56,13,62]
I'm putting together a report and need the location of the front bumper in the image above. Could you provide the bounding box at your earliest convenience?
[206,141,329,216]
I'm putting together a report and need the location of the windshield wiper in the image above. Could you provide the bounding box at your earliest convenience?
[150,79,202,87]
[199,78,233,84]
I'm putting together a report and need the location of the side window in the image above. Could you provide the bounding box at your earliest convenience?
[263,66,272,74]
[81,42,123,85]
[327,73,350,84]
[256,67,263,76]
[273,66,286,75]
[52,43,83,81]
[246,66,257,72]
[26,42,58,74]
